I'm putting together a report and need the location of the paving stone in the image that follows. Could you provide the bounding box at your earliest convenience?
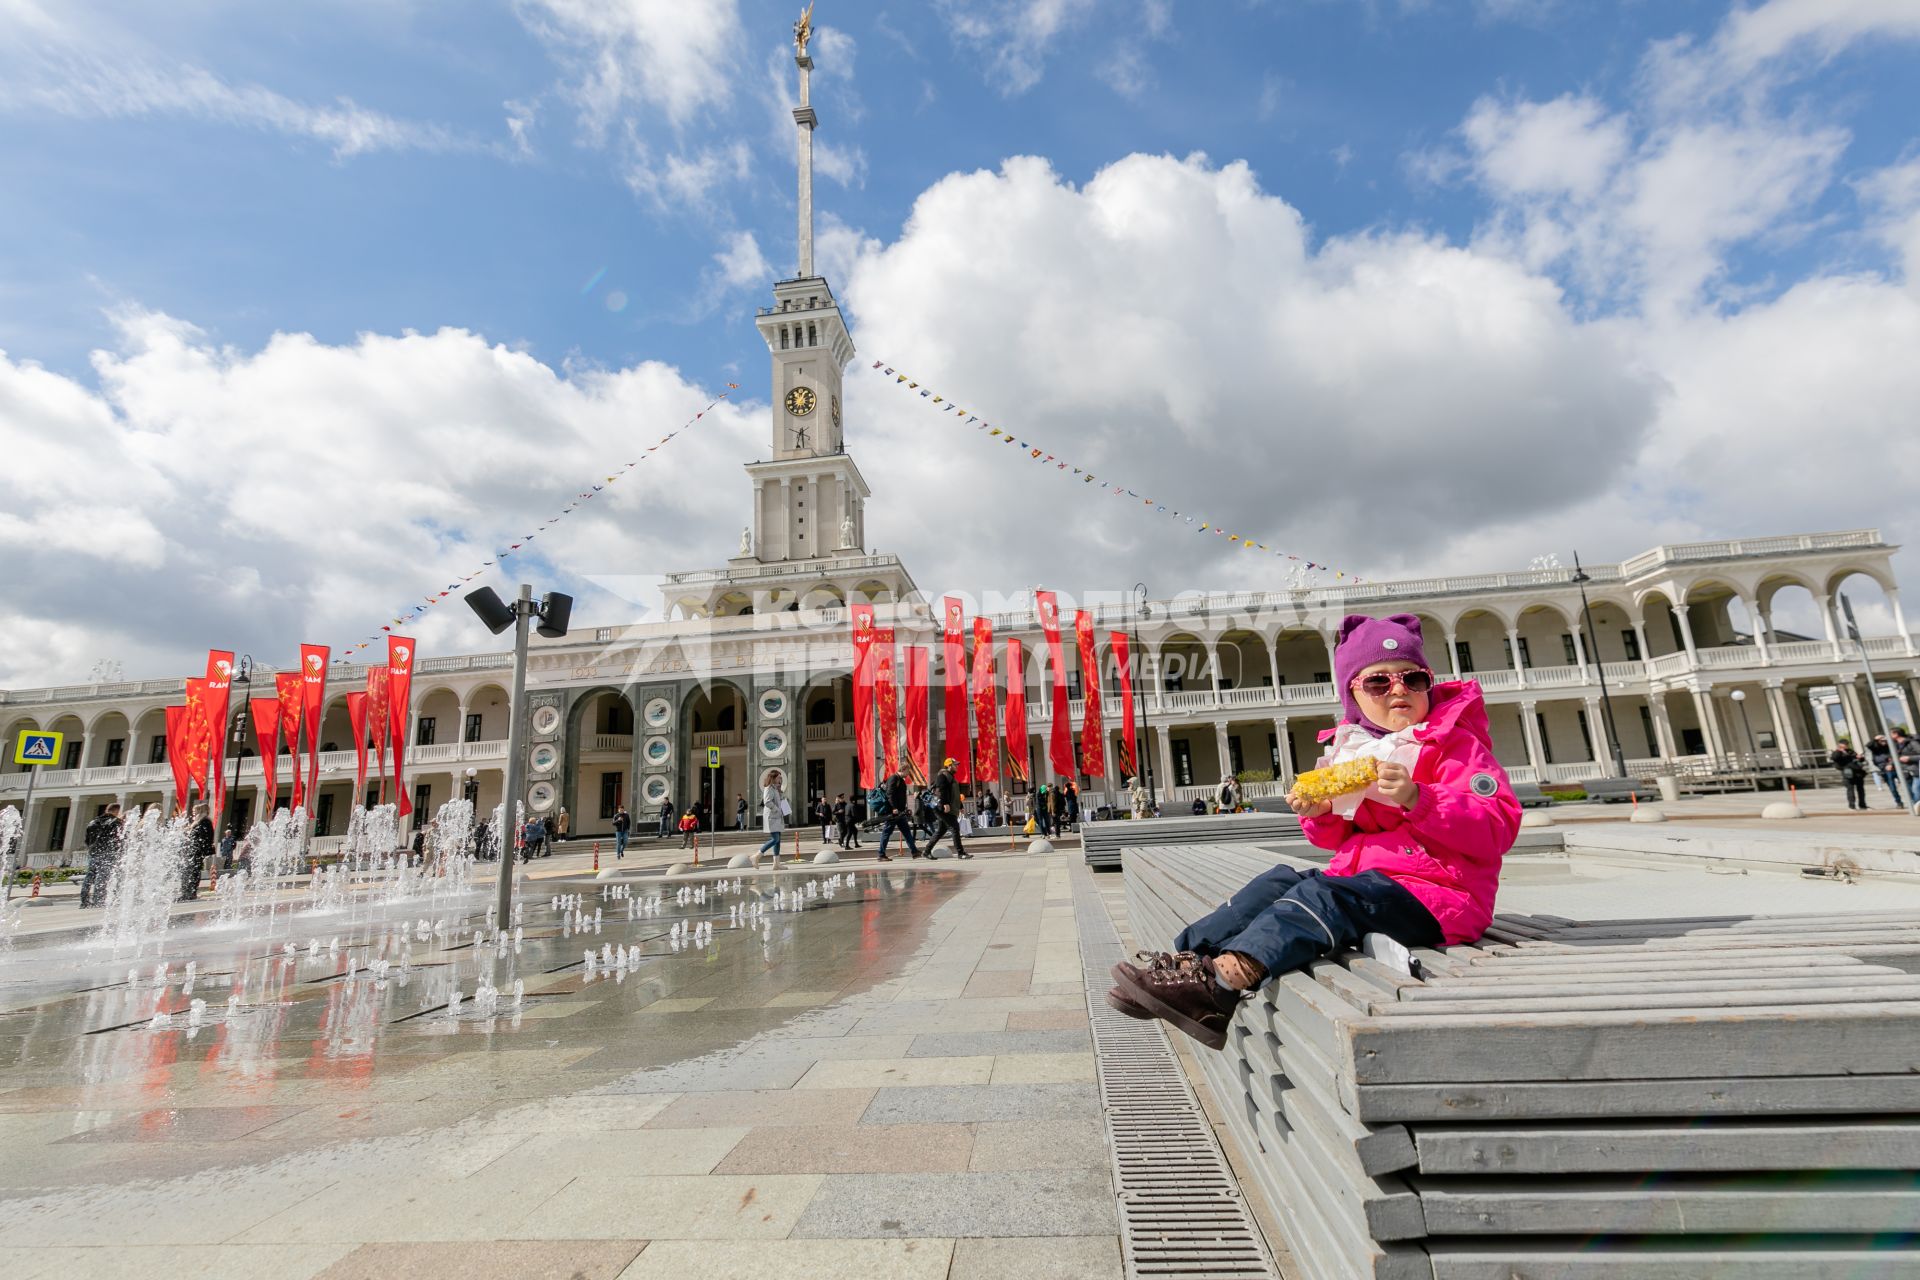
[646,1088,877,1130]
[508,1174,823,1240]
[962,970,1033,997]
[969,1117,1110,1171]
[4,1243,358,1280]
[725,1034,916,1062]
[989,1052,1097,1085]
[950,1235,1123,1279]
[713,1122,974,1174]
[617,1239,953,1280]
[1005,1010,1089,1032]
[314,1240,646,1280]
[790,1168,1118,1238]
[470,1094,679,1133]
[794,1055,994,1089]
[907,1030,1091,1058]
[589,1055,812,1094]
[861,1083,1100,1126]
[57,1104,313,1144]
[510,1127,749,1177]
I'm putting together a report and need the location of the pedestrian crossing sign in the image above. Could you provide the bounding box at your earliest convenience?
[14,730,61,765]
[707,746,721,768]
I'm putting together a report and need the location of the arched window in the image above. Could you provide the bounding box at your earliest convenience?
[717,705,736,731]
[808,697,835,724]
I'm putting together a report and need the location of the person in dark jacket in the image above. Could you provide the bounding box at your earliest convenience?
[182,803,214,900]
[80,802,123,908]
[612,805,632,859]
[1831,738,1868,810]
[924,759,973,859]
[833,793,852,849]
[876,772,920,861]
[1050,784,1069,834]
[658,799,674,839]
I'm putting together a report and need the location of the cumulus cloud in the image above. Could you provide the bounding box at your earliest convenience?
[841,153,1657,595]
[0,314,757,686]
[515,0,743,136]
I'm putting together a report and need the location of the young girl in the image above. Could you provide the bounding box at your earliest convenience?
[1108,613,1521,1050]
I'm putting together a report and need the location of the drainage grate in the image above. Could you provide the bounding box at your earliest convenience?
[1074,866,1279,1280]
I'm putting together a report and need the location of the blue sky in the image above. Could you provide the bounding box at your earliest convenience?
[5,0,1920,682]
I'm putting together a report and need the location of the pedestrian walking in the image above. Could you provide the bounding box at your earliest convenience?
[1050,783,1068,835]
[1065,781,1081,829]
[182,803,214,900]
[612,805,631,859]
[923,758,974,859]
[678,810,699,848]
[218,826,237,871]
[1033,784,1053,837]
[525,815,549,859]
[734,793,748,831]
[657,799,674,839]
[875,771,919,861]
[1831,738,1869,810]
[1129,776,1150,820]
[555,808,570,843]
[760,771,791,860]
[816,797,833,844]
[80,802,123,908]
[833,793,852,849]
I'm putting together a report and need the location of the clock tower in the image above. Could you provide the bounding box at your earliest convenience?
[660,8,916,621]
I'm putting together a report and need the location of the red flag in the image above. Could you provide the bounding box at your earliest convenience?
[346,692,370,798]
[1036,591,1074,779]
[1004,638,1029,784]
[164,705,195,810]
[970,617,998,783]
[181,678,217,800]
[204,651,235,816]
[365,667,390,802]
[905,645,931,786]
[850,604,877,789]
[875,629,900,780]
[941,596,970,784]
[1075,611,1105,778]
[299,644,329,808]
[387,636,416,818]
[1111,631,1137,781]
[275,673,305,811]
[249,696,282,808]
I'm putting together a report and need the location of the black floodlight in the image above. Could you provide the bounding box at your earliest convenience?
[537,592,574,639]
[465,586,516,635]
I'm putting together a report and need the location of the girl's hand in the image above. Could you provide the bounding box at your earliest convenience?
[1286,791,1332,819]
[1376,760,1418,808]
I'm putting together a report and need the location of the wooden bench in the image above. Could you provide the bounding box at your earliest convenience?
[1123,842,1920,1279]
[1081,811,1303,870]
[1509,781,1552,808]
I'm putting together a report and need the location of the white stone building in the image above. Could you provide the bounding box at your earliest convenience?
[5,35,1917,863]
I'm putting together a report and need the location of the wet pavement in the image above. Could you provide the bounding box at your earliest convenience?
[0,852,1117,1279]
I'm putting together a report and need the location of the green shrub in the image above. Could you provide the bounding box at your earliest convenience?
[1234,770,1274,784]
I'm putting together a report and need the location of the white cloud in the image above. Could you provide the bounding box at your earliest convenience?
[0,313,757,686]
[625,140,752,211]
[712,230,770,289]
[937,0,1099,95]
[0,3,463,158]
[1714,0,1920,75]
[1099,45,1153,98]
[515,0,743,136]
[1461,95,1628,202]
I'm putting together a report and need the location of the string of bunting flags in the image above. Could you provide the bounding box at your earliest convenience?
[340,383,740,655]
[869,360,1363,583]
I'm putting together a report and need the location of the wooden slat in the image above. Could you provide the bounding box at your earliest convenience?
[1412,1118,1920,1174]
[1413,1171,1920,1235]
[1349,1074,1920,1124]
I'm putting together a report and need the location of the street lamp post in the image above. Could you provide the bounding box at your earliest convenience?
[466,583,573,922]
[224,655,254,834]
[463,767,478,804]
[1132,582,1157,813]
[1571,553,1628,778]
[1729,688,1758,767]
[1839,593,1917,815]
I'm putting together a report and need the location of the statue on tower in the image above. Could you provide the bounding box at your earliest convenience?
[740,526,753,557]
[793,3,814,57]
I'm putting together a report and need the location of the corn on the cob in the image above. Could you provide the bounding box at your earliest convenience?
[1289,757,1379,805]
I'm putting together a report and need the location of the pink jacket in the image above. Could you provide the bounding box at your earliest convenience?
[1298,680,1520,943]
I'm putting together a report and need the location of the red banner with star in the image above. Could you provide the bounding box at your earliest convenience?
[1111,631,1137,781]
[275,673,305,811]
[387,636,416,818]
[1036,591,1074,780]
[1003,638,1029,784]
[249,696,282,808]
[365,667,390,803]
[299,644,329,808]
[204,651,235,816]
[905,645,931,787]
[181,677,218,804]
[346,692,370,799]
[850,604,876,789]
[874,628,899,780]
[970,617,998,783]
[941,597,970,784]
[1075,611,1105,778]
[164,704,195,811]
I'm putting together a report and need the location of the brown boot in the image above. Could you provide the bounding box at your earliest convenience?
[1105,986,1154,1019]
[1109,950,1195,990]
[1113,952,1244,1051]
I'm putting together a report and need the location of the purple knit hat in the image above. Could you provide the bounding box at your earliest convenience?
[1334,613,1430,737]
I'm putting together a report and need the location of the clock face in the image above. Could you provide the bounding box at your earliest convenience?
[784,386,817,416]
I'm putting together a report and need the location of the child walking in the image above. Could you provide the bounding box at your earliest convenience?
[1109,614,1521,1049]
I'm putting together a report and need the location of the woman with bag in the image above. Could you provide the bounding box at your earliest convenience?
[761,771,791,860]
